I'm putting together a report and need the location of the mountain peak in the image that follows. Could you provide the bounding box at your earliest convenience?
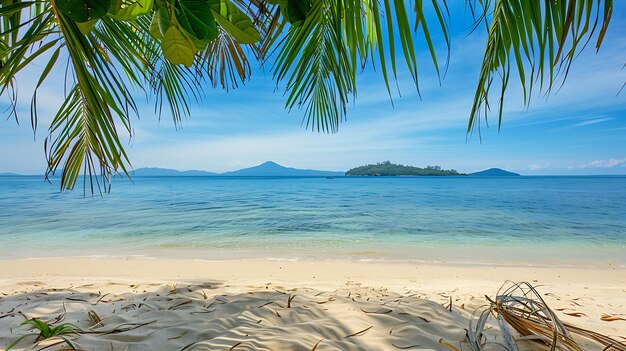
[259,161,283,167]
[223,161,342,177]
[469,168,520,177]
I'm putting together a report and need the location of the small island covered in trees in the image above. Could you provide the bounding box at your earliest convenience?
[345,161,465,176]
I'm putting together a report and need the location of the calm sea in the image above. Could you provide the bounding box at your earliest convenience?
[0,175,624,266]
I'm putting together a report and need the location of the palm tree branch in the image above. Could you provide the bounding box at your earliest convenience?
[468,0,613,133]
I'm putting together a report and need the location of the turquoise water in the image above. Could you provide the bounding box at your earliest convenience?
[0,175,625,265]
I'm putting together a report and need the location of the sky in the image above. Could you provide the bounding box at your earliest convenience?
[1,2,625,175]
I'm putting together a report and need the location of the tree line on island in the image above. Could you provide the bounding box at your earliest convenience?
[345,161,463,176]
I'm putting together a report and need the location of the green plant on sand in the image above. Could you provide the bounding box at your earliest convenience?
[7,318,81,350]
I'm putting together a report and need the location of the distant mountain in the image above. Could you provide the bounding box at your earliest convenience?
[130,163,344,177]
[222,161,344,177]
[469,168,520,177]
[0,172,21,176]
[131,168,217,176]
[346,161,464,176]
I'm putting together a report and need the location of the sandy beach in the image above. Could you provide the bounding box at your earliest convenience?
[2,0,625,349]
[1,258,624,350]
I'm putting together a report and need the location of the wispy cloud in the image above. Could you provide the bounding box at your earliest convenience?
[605,126,626,132]
[527,163,550,170]
[571,117,612,128]
[570,158,626,169]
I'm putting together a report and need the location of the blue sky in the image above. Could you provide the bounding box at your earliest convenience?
[1,2,625,175]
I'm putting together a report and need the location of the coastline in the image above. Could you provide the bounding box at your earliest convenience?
[1,257,624,350]
[2,243,624,269]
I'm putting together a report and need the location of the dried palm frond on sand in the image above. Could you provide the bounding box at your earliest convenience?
[467,281,626,351]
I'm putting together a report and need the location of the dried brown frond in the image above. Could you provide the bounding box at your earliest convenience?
[468,281,626,351]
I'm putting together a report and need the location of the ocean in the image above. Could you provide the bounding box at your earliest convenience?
[1,175,624,266]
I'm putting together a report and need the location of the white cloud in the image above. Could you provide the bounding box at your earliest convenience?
[571,158,626,169]
[528,163,550,170]
[571,117,612,128]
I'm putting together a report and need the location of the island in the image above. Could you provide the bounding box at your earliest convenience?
[345,161,465,176]
[469,168,520,176]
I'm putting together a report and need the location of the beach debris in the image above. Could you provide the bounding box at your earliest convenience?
[361,307,393,314]
[228,342,242,350]
[169,284,178,295]
[600,315,626,322]
[92,293,110,305]
[180,340,202,351]
[563,311,587,317]
[310,339,323,350]
[315,297,336,304]
[391,342,422,349]
[0,308,16,320]
[467,281,626,351]
[389,321,410,335]
[88,310,103,328]
[343,325,373,338]
[438,338,461,351]
[169,299,193,310]
[287,294,296,308]
[85,320,157,336]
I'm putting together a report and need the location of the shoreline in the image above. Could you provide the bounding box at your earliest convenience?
[2,248,624,269]
[2,256,624,282]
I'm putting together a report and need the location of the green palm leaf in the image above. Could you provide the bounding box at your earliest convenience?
[273,0,353,132]
[269,0,449,132]
[468,0,614,132]
[201,27,252,90]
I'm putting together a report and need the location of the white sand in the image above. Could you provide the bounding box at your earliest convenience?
[0,258,624,350]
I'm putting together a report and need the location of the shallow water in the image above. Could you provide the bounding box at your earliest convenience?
[0,175,624,266]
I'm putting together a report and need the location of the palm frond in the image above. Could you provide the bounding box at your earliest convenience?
[201,27,252,90]
[270,0,450,133]
[0,1,57,127]
[45,4,133,193]
[468,0,614,133]
[468,281,626,351]
[273,0,353,132]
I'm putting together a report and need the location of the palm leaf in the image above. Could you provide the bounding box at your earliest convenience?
[468,0,614,133]
[201,26,252,90]
[273,0,353,132]
[270,0,449,133]
[44,4,134,192]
